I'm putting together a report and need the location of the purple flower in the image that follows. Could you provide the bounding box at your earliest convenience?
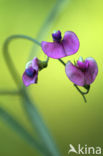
[65,57,98,86]
[41,30,80,59]
[22,57,39,87]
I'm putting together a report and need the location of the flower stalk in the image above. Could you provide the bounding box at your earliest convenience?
[74,84,90,103]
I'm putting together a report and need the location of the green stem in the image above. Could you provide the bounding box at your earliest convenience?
[0,107,48,156]
[2,0,70,155]
[3,35,60,156]
[83,85,90,95]
[3,35,41,89]
[74,84,88,103]
[0,90,20,96]
[46,56,49,63]
[21,91,60,156]
[58,59,66,66]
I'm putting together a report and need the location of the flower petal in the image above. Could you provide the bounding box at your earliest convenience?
[62,31,80,56]
[65,61,85,86]
[41,41,65,59]
[84,57,98,85]
[32,57,39,71]
[25,60,32,69]
[22,71,38,87]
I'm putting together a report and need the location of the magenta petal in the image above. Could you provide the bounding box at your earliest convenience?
[22,72,38,87]
[85,57,98,85]
[41,31,79,59]
[77,60,89,70]
[41,41,65,59]
[65,61,85,86]
[62,31,80,56]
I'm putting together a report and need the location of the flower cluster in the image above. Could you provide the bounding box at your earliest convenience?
[22,30,98,102]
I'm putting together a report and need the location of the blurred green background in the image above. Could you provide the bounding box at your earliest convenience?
[0,0,103,155]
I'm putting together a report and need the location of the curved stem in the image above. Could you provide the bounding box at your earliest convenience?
[83,89,90,95]
[3,35,41,89]
[83,85,90,95]
[3,35,60,156]
[74,84,88,103]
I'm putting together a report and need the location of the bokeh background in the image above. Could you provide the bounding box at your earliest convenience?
[0,0,103,155]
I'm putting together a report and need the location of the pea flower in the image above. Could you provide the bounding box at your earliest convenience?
[22,57,47,87]
[65,57,98,86]
[41,30,80,59]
